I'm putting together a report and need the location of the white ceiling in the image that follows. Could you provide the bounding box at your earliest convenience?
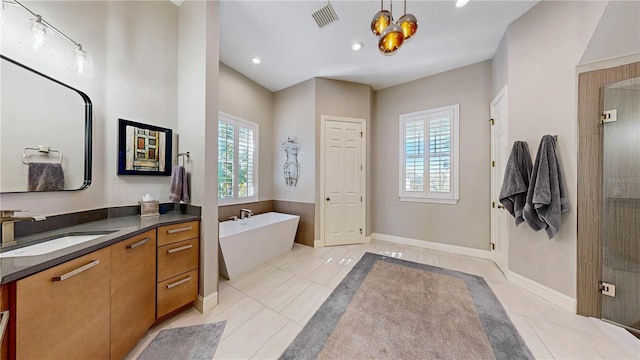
[218,1,538,92]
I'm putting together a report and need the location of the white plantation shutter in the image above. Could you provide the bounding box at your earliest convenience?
[217,119,234,200]
[399,105,459,204]
[218,113,258,204]
[403,115,426,194]
[428,110,452,194]
[237,125,255,198]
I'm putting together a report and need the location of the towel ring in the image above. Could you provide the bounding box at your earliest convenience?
[22,146,63,165]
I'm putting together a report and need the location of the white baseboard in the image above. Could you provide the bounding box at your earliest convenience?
[506,270,577,313]
[371,233,491,259]
[372,232,577,313]
[194,291,218,313]
[315,237,370,247]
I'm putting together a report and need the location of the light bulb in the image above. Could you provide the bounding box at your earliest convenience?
[352,42,364,52]
[252,57,261,65]
[74,47,94,78]
[456,0,470,8]
[30,17,47,50]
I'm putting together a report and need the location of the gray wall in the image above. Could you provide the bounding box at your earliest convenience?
[491,35,508,100]
[372,60,492,250]
[0,1,179,216]
[580,1,640,66]
[177,0,220,303]
[497,0,607,297]
[219,63,274,201]
[272,79,316,203]
[315,78,373,237]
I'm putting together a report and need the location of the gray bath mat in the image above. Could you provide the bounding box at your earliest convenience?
[279,253,533,360]
[138,321,226,360]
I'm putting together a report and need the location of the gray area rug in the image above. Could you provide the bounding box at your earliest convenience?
[279,252,534,360]
[138,321,226,360]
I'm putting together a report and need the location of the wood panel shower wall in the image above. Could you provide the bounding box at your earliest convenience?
[577,61,640,317]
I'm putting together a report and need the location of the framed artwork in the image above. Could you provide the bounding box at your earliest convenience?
[118,119,172,176]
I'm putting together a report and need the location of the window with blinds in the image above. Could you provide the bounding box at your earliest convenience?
[218,113,258,203]
[399,104,459,204]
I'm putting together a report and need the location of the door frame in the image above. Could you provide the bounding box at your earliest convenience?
[319,115,367,247]
[490,85,509,274]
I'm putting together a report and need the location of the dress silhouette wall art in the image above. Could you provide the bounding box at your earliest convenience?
[283,137,299,186]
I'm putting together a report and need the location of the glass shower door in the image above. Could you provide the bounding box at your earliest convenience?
[601,76,640,334]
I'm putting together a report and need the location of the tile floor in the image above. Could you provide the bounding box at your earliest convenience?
[126,240,640,360]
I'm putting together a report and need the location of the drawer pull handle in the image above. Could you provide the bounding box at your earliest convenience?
[52,260,100,282]
[167,226,193,234]
[0,310,8,344]
[166,276,192,289]
[127,237,150,249]
[167,244,193,254]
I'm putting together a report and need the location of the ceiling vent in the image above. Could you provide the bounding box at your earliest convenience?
[312,2,339,29]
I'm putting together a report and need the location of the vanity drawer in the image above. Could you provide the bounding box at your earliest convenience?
[157,269,198,318]
[157,221,199,246]
[157,238,199,282]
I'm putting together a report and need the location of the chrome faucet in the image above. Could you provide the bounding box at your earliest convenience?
[240,209,253,219]
[1,210,46,245]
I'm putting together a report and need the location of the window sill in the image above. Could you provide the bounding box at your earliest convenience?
[399,197,458,205]
[218,198,259,206]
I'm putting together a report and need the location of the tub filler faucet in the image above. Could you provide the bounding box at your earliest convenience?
[1,209,46,246]
[240,209,253,219]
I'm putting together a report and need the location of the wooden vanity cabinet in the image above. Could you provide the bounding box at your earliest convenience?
[156,221,199,318]
[1,284,8,360]
[15,247,111,360]
[110,229,156,360]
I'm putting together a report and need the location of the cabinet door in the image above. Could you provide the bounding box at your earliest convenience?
[111,230,156,360]
[0,284,8,360]
[16,247,110,360]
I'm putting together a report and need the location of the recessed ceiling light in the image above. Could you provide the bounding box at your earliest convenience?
[455,0,469,8]
[252,57,261,65]
[352,41,364,52]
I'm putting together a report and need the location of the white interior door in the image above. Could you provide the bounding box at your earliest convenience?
[323,117,365,246]
[490,86,509,274]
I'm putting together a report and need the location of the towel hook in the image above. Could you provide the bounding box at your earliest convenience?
[177,152,190,166]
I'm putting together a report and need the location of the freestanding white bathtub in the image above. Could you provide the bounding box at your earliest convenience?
[219,212,300,279]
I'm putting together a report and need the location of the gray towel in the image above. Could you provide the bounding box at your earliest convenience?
[28,162,64,191]
[169,165,189,203]
[499,141,533,225]
[522,135,569,239]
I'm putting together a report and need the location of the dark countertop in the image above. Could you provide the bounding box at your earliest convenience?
[0,213,199,284]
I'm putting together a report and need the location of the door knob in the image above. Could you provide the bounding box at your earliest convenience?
[497,204,505,209]
[326,197,330,201]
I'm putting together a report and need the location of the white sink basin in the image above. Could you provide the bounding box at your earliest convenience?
[0,234,105,258]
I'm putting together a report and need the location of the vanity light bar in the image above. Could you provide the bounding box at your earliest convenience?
[3,0,93,77]
[9,0,84,49]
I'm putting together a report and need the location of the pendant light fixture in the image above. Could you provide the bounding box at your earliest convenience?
[377,0,404,55]
[371,0,418,56]
[397,0,418,42]
[370,0,391,37]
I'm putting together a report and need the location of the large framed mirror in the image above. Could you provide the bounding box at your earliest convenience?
[0,55,92,193]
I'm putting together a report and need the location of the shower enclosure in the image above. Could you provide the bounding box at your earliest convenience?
[601,76,640,334]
